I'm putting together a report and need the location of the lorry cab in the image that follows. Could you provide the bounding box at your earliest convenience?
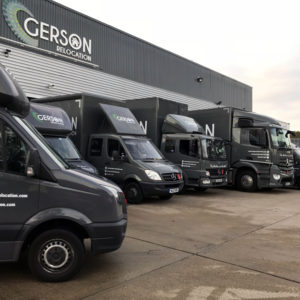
[26,103,98,175]
[161,114,228,189]
[190,107,294,192]
[0,65,127,282]
[86,104,184,204]
[292,144,300,188]
[126,98,228,190]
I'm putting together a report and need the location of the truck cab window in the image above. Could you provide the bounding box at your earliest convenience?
[241,128,268,148]
[4,124,29,175]
[108,139,126,158]
[165,139,176,153]
[90,138,103,156]
[180,139,199,157]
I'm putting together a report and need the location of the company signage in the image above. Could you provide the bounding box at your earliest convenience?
[2,0,93,63]
[32,111,64,126]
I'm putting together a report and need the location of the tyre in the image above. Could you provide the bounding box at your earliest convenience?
[236,170,257,192]
[28,229,85,282]
[159,195,173,200]
[124,182,144,204]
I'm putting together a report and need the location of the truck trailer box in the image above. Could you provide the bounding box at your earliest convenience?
[33,93,127,157]
[126,97,188,147]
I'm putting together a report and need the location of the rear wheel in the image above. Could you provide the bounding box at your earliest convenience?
[28,229,85,282]
[236,170,257,192]
[124,182,144,204]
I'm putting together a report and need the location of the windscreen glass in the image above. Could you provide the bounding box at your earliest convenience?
[201,139,227,160]
[46,137,81,160]
[269,128,291,149]
[123,139,163,160]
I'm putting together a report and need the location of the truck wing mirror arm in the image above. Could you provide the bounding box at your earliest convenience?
[26,149,40,177]
[286,130,296,137]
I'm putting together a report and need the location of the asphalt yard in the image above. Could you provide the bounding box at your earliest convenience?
[2,188,300,299]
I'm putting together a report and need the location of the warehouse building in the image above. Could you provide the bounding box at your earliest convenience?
[0,0,252,111]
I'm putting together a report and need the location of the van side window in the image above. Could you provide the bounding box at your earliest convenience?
[90,138,103,156]
[4,123,29,175]
[108,139,125,157]
[165,139,176,153]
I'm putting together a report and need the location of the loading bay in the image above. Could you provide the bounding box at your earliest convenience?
[2,188,300,300]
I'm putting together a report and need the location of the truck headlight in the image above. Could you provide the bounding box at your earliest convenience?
[205,171,210,177]
[273,174,281,181]
[145,170,162,181]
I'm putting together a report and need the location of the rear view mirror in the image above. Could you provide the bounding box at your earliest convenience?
[26,149,40,177]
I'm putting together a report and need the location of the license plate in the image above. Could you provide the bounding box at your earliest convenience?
[285,182,291,186]
[215,179,223,183]
[169,188,179,194]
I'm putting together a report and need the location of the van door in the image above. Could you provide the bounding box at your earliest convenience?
[105,138,128,185]
[0,120,39,227]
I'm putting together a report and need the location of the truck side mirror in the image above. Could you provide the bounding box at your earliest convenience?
[26,149,40,177]
[112,150,120,161]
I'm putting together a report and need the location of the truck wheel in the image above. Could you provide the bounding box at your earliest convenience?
[160,195,173,200]
[124,182,144,204]
[28,229,85,282]
[237,170,257,192]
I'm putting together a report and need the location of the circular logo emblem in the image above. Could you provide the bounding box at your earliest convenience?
[3,0,38,47]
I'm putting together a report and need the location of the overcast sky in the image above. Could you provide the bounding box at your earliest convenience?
[57,0,300,130]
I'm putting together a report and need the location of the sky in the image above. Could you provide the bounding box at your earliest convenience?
[57,0,300,130]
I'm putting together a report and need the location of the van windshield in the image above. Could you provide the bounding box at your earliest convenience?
[123,139,163,161]
[201,138,227,160]
[269,128,291,149]
[46,137,81,160]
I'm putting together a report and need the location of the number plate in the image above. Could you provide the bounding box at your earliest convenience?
[169,188,179,194]
[285,182,291,186]
[215,179,223,183]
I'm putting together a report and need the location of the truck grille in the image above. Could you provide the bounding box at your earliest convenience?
[162,173,182,182]
[208,168,226,177]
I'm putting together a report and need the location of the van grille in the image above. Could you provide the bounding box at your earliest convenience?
[162,173,181,182]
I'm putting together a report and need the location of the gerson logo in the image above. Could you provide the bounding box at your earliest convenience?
[3,0,93,62]
[32,112,64,126]
[112,114,135,124]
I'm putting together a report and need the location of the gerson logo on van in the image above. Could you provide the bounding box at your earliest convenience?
[112,114,135,124]
[3,0,93,62]
[32,112,64,126]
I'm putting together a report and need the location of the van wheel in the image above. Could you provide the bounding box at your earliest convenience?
[237,170,257,192]
[124,182,144,204]
[28,229,85,282]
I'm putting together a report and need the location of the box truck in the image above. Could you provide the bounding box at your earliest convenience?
[189,107,294,191]
[126,98,228,190]
[26,103,98,175]
[0,65,127,282]
[33,94,184,204]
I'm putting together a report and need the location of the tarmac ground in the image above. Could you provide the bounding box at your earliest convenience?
[1,188,300,299]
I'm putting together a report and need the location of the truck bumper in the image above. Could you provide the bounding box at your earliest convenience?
[185,176,228,188]
[139,181,184,197]
[259,166,294,189]
[87,218,127,254]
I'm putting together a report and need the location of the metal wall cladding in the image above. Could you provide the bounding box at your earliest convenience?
[0,42,218,111]
[0,0,252,110]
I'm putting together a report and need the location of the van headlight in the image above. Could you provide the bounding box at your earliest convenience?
[273,174,281,181]
[145,170,162,181]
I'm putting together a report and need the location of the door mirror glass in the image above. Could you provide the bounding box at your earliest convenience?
[112,150,120,161]
[26,149,40,177]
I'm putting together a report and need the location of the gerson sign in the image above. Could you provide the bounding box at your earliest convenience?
[2,0,93,62]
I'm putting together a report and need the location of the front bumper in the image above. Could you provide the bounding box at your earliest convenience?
[87,218,127,254]
[139,180,184,197]
[185,176,228,188]
[259,166,294,188]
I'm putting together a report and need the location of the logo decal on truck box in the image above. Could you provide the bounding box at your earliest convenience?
[112,114,135,124]
[32,112,64,126]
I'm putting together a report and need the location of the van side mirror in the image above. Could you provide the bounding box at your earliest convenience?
[26,149,40,177]
[112,150,120,161]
